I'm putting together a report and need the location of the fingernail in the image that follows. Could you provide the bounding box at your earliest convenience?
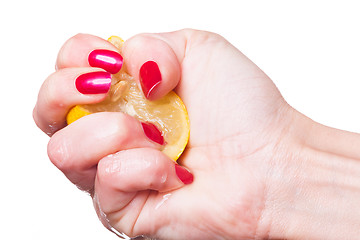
[175,164,194,184]
[75,71,111,94]
[139,61,162,99]
[141,122,164,145]
[88,49,123,74]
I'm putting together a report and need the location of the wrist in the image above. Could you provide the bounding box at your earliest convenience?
[262,109,360,239]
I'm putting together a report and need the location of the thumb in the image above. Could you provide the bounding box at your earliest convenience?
[122,30,188,100]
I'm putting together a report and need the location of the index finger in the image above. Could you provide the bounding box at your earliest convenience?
[56,33,120,70]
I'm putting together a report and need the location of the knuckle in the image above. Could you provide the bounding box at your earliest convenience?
[47,134,72,172]
[96,156,120,187]
[186,28,226,46]
[63,33,88,50]
[42,73,64,109]
[144,152,168,189]
[179,28,197,35]
[111,113,133,144]
[42,69,76,110]
[32,106,41,129]
[71,33,88,41]
[57,33,90,68]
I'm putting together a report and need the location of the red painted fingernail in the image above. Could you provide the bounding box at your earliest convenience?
[75,71,111,94]
[88,49,123,74]
[139,61,162,99]
[141,122,164,145]
[175,164,194,184]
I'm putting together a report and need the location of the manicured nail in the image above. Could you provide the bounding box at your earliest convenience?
[139,61,162,99]
[175,164,194,184]
[75,71,111,94]
[141,122,164,145]
[88,49,123,74]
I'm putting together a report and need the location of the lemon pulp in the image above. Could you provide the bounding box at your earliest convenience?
[66,36,189,161]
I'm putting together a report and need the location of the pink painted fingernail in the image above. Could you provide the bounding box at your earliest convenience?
[139,61,162,99]
[75,71,111,94]
[141,122,164,145]
[175,164,194,184]
[88,49,123,74]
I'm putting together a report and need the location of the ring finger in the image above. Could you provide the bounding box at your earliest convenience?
[47,112,162,192]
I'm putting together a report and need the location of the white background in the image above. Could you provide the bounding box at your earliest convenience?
[1,0,360,239]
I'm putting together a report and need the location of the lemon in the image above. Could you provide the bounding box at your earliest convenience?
[66,36,190,161]
[108,35,125,50]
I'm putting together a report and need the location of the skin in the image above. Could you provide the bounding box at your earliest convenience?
[33,29,360,239]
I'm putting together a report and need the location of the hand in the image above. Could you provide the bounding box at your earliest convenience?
[34,29,360,239]
[33,29,290,239]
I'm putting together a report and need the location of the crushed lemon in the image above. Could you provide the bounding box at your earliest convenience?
[66,36,189,161]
